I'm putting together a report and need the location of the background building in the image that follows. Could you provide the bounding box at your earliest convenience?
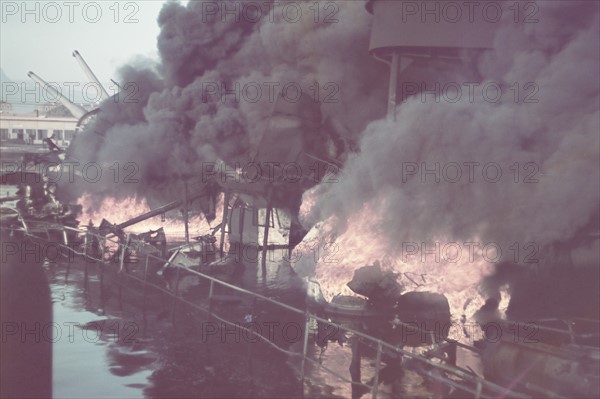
[0,101,80,148]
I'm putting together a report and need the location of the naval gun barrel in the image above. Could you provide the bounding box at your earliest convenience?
[99,189,212,238]
[27,71,87,119]
[72,50,109,100]
[116,200,182,230]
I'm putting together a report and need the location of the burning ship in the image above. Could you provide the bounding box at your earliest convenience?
[2,1,599,398]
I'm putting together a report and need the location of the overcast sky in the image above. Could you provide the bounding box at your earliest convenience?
[1,1,172,83]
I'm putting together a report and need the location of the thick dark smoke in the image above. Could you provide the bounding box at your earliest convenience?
[306,2,599,251]
[302,1,599,319]
[64,0,388,206]
[156,1,255,87]
[61,0,598,318]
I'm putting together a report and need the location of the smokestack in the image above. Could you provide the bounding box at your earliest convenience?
[27,71,87,119]
[366,0,499,119]
[72,50,110,100]
[366,0,498,59]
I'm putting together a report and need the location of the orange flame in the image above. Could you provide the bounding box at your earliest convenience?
[77,193,224,239]
[299,198,510,326]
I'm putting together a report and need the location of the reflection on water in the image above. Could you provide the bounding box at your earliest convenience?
[48,263,154,398]
[43,249,311,398]
[36,244,437,398]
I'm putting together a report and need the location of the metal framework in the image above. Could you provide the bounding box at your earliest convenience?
[7,222,597,398]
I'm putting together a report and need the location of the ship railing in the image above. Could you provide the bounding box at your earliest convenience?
[6,223,580,399]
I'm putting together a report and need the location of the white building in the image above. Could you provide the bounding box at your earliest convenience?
[0,102,79,148]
